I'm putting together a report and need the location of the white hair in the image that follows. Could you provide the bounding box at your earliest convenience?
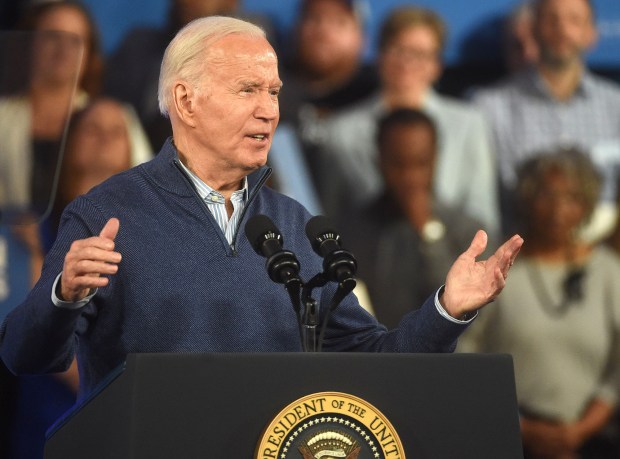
[158,16,266,117]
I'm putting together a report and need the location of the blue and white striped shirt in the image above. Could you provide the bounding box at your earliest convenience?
[178,161,248,245]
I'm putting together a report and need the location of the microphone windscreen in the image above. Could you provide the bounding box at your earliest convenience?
[245,214,281,255]
[305,215,338,254]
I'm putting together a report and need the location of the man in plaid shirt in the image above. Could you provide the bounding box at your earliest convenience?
[474,0,620,239]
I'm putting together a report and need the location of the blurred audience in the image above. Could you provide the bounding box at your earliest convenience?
[459,149,620,459]
[340,108,488,328]
[474,0,620,240]
[50,97,152,236]
[0,0,103,217]
[0,9,104,440]
[0,2,101,459]
[266,123,324,215]
[0,217,71,459]
[606,183,620,256]
[278,0,377,124]
[260,0,378,217]
[2,95,151,459]
[604,178,620,459]
[104,0,273,149]
[310,6,499,236]
[0,222,35,459]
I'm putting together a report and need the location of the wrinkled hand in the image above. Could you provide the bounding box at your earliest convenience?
[60,218,121,302]
[441,230,523,319]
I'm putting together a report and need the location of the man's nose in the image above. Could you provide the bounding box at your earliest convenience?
[255,91,279,120]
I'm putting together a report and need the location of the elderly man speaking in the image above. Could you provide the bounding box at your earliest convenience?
[0,16,522,399]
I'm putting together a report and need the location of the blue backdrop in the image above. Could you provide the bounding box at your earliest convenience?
[81,0,620,67]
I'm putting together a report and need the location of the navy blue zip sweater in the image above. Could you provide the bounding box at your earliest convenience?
[0,139,467,398]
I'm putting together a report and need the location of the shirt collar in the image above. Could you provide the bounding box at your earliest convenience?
[422,88,440,111]
[177,159,248,203]
[525,66,593,100]
[375,88,439,113]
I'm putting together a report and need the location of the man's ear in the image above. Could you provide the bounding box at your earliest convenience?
[172,81,197,128]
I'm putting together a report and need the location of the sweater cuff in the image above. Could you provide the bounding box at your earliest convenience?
[434,285,478,324]
[51,272,96,309]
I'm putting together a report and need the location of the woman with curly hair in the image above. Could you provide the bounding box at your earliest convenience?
[460,148,620,458]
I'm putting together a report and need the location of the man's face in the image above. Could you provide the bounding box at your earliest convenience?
[379,25,441,94]
[534,0,595,68]
[188,34,281,175]
[297,0,363,77]
[380,122,436,204]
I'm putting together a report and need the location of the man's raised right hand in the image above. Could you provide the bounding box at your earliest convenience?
[59,218,122,302]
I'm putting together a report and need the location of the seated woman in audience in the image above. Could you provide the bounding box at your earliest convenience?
[312,6,499,235]
[459,149,620,459]
[2,96,151,459]
[0,4,103,455]
[0,0,103,216]
[50,97,152,237]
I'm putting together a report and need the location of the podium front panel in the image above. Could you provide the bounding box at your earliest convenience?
[45,352,523,459]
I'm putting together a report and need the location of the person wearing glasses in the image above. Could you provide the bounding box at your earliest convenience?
[459,149,620,458]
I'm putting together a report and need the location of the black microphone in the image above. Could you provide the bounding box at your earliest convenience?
[305,216,357,288]
[305,216,358,352]
[245,214,301,285]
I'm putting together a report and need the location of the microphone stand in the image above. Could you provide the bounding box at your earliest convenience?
[245,214,358,352]
[316,278,356,351]
[270,262,357,353]
[284,277,305,350]
[300,273,328,352]
[302,297,318,352]
[267,252,357,353]
[299,259,358,352]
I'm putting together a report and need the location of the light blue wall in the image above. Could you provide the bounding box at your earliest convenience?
[82,0,620,67]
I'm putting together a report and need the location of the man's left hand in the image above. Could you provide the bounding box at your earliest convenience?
[440,230,523,319]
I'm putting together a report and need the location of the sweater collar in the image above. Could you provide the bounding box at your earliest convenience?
[144,137,272,198]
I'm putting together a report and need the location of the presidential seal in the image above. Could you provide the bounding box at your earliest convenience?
[255,392,405,459]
